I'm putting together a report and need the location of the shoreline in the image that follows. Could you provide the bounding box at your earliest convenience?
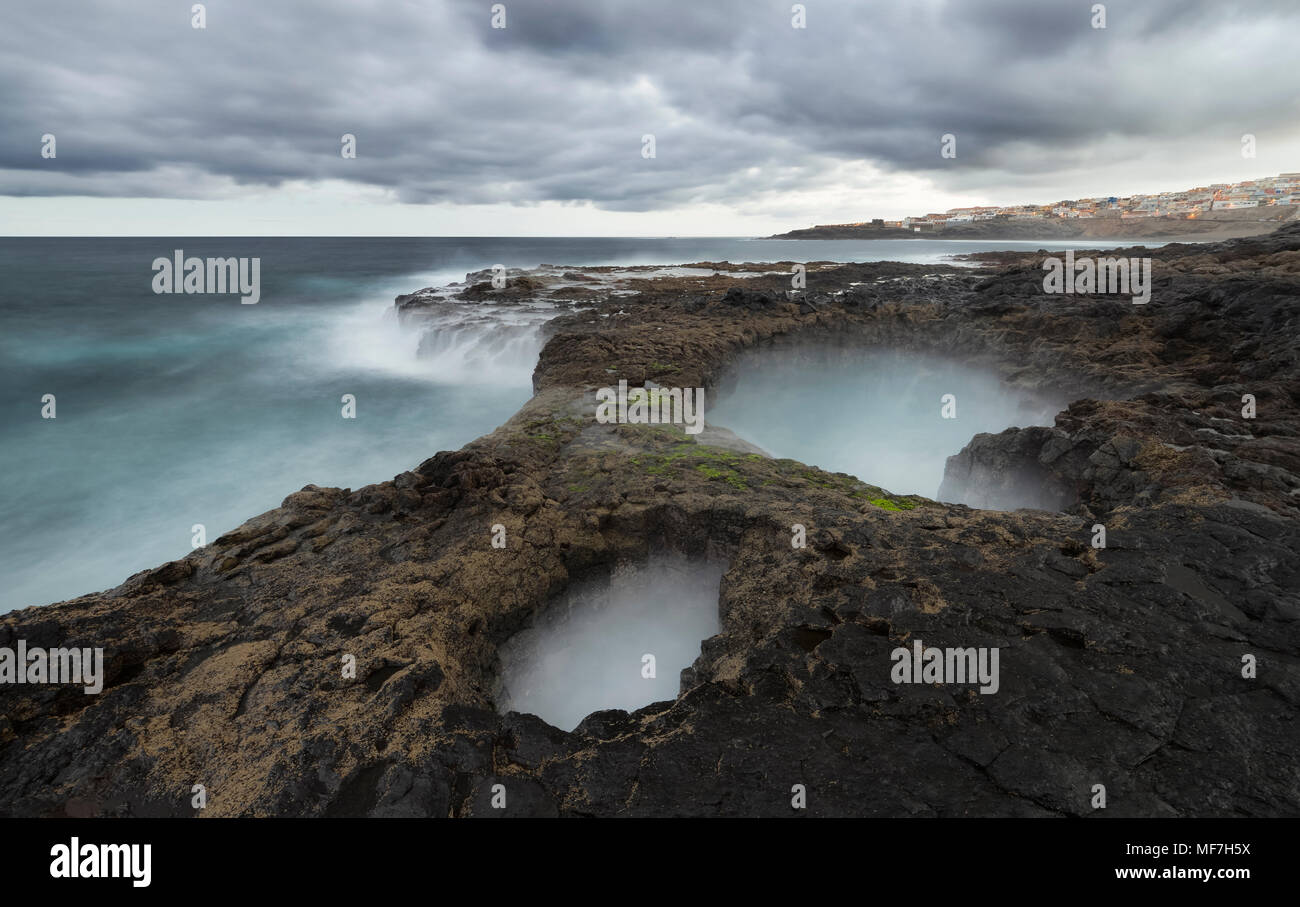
[769,209,1300,243]
[2,225,1298,817]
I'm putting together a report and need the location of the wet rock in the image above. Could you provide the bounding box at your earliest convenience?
[2,226,1299,817]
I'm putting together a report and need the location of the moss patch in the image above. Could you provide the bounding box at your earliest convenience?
[629,440,750,490]
[867,496,918,512]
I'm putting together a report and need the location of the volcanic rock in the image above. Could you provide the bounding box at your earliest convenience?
[2,227,1298,817]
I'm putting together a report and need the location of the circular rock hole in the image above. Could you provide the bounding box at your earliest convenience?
[710,345,1065,506]
[495,554,726,731]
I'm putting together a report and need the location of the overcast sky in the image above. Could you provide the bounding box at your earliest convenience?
[2,0,1298,235]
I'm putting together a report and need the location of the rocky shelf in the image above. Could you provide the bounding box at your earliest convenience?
[2,226,1298,817]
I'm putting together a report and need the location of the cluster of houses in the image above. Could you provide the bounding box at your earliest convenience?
[829,173,1300,231]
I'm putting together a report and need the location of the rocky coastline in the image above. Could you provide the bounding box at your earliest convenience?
[2,226,1298,817]
[771,206,1300,242]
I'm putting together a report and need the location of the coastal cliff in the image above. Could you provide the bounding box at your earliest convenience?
[2,227,1298,817]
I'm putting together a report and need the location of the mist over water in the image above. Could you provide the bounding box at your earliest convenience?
[0,237,1104,612]
[710,347,1063,499]
[497,555,725,731]
[408,303,556,386]
[0,240,530,612]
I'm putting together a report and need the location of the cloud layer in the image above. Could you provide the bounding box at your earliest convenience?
[2,0,1298,226]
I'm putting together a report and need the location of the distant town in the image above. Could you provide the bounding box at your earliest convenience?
[829,173,1300,232]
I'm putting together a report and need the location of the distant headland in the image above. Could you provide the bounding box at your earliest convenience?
[772,172,1300,241]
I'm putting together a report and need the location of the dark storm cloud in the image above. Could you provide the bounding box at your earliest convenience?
[1,0,1297,209]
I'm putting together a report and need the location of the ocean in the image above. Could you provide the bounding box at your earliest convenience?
[0,235,1119,612]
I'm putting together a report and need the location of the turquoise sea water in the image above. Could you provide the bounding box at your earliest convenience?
[0,236,1129,611]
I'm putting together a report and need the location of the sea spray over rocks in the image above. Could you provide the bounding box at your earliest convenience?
[495,555,724,731]
[709,345,1064,499]
[2,225,1299,817]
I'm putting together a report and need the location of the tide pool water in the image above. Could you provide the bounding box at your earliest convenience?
[0,236,1124,611]
[497,555,724,731]
[710,347,1064,499]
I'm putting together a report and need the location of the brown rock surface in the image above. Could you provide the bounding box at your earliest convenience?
[2,227,1298,817]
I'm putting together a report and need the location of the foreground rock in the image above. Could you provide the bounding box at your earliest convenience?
[2,227,1298,817]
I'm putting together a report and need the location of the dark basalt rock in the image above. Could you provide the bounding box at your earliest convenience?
[720,285,786,312]
[456,275,547,301]
[938,426,1079,512]
[1,227,1298,817]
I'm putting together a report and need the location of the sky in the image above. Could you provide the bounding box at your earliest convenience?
[2,0,1298,236]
